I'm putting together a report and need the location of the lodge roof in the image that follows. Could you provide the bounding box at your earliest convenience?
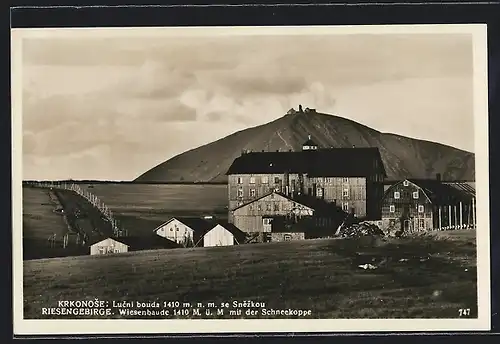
[302,135,318,147]
[225,148,386,177]
[231,190,314,212]
[384,179,476,205]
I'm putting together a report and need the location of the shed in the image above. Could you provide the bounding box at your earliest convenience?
[200,222,247,247]
[270,217,305,242]
[153,217,215,247]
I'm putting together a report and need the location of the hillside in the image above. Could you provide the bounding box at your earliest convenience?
[135,111,475,183]
[23,232,477,319]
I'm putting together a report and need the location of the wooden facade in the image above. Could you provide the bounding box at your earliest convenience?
[231,192,314,234]
[90,238,129,255]
[381,179,476,235]
[202,224,236,247]
[228,174,385,219]
[154,218,196,246]
[271,232,305,242]
[226,142,386,220]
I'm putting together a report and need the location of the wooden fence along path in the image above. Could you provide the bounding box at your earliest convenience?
[27,181,128,249]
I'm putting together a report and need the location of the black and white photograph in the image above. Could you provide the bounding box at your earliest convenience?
[11,24,491,334]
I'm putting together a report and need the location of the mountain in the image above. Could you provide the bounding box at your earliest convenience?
[134,110,475,183]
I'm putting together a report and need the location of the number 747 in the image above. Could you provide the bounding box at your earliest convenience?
[459,308,471,316]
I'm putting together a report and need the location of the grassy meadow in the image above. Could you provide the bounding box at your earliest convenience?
[79,183,228,236]
[23,230,477,319]
[22,183,228,258]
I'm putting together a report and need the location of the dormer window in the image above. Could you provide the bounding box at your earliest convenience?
[403,180,409,187]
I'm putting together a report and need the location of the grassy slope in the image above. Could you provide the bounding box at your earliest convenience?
[22,187,72,260]
[23,230,477,319]
[135,112,475,183]
[23,186,118,259]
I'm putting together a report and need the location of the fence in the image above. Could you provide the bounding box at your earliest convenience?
[27,181,128,242]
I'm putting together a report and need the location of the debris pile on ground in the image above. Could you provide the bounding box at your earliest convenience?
[338,221,385,238]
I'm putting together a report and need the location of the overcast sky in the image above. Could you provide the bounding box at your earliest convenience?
[20,29,475,181]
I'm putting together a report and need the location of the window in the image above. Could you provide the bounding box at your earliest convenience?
[114,248,120,253]
[249,205,254,211]
[419,218,425,229]
[317,188,323,197]
[413,191,419,199]
[394,191,400,199]
[389,205,395,213]
[98,247,104,254]
[342,202,349,212]
[418,205,424,213]
[274,177,281,184]
[263,218,272,225]
[274,203,279,211]
[237,189,243,197]
[284,234,292,241]
[266,203,272,211]
[262,176,269,184]
[249,177,256,184]
[343,188,349,197]
[343,177,349,183]
[238,201,244,206]
[237,177,243,184]
[403,180,409,187]
[170,228,173,231]
[250,189,256,197]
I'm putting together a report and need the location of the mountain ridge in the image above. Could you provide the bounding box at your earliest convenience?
[135,110,475,183]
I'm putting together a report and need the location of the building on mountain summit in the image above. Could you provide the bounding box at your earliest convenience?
[225,136,387,221]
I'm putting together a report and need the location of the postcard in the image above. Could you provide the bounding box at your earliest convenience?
[11,23,490,335]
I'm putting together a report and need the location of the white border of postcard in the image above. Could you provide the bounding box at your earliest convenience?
[11,24,490,335]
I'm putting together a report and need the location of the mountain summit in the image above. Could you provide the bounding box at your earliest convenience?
[134,108,475,183]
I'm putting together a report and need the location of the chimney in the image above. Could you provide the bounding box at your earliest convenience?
[436,173,441,182]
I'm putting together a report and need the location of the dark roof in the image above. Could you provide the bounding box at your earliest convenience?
[443,182,476,197]
[118,235,181,250]
[407,179,475,204]
[231,191,314,212]
[156,217,216,234]
[214,221,247,241]
[290,194,347,218]
[270,216,307,233]
[302,138,318,147]
[226,148,386,177]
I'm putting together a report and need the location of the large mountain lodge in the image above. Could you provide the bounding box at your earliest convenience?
[226,135,386,221]
[225,131,476,239]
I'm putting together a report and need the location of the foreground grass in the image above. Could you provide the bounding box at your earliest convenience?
[23,231,477,319]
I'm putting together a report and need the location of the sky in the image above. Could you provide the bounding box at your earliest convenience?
[19,28,475,181]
